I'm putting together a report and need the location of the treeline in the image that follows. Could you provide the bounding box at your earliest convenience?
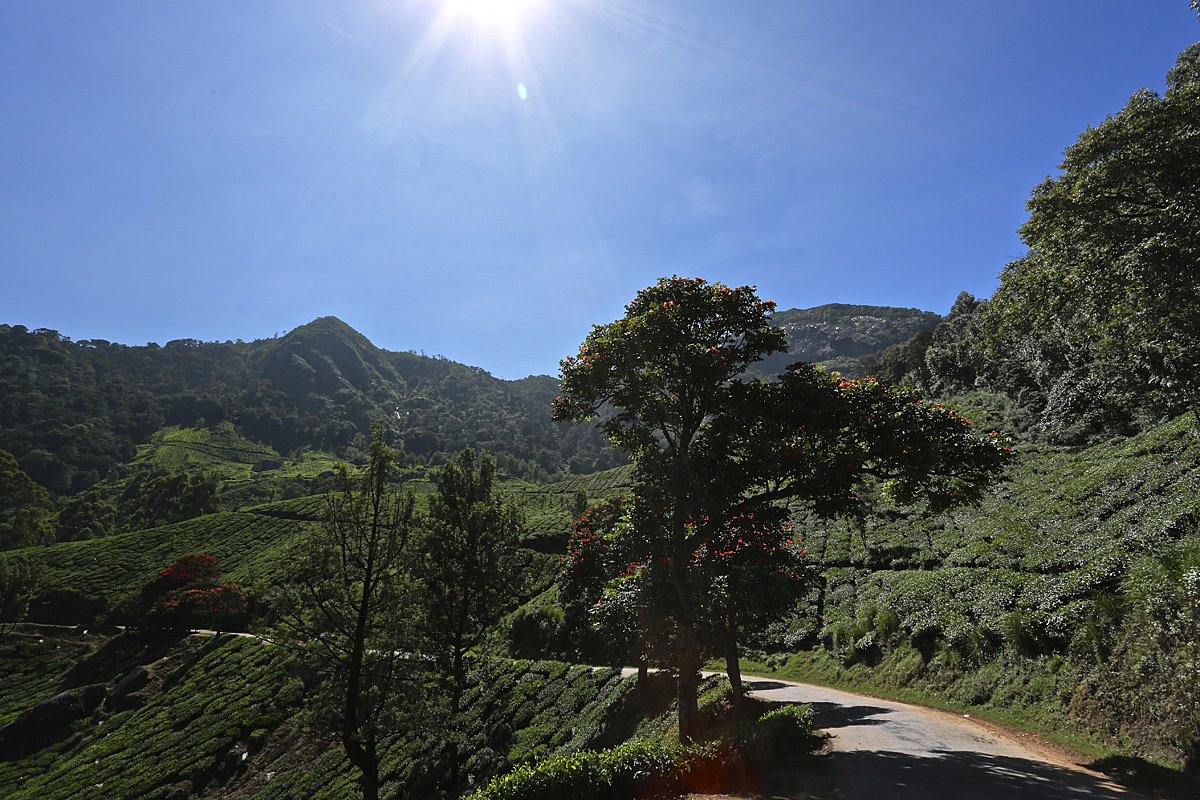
[862,43,1200,445]
[0,315,623,503]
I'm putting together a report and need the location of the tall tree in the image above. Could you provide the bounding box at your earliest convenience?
[418,447,523,795]
[554,277,1011,740]
[984,43,1200,428]
[271,422,431,800]
[554,276,787,740]
[419,447,524,716]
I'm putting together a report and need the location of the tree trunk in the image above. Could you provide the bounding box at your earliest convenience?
[342,736,379,800]
[723,618,744,720]
[676,626,701,744]
[360,751,380,800]
[815,572,828,633]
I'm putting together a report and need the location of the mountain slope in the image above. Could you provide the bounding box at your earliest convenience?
[0,318,623,507]
[750,304,942,378]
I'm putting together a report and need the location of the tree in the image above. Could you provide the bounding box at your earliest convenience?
[419,447,524,716]
[55,490,117,541]
[0,555,40,639]
[984,43,1200,428]
[271,423,431,800]
[0,449,53,550]
[558,495,655,669]
[118,470,219,531]
[553,276,787,739]
[138,553,247,631]
[553,277,1011,741]
[417,447,523,795]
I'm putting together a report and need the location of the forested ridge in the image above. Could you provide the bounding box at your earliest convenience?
[3,36,1200,800]
[0,315,623,498]
[0,303,929,549]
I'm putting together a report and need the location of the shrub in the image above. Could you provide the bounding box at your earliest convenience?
[470,702,819,800]
[469,738,700,800]
[739,703,817,760]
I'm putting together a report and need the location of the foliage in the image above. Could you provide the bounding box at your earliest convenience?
[270,422,432,800]
[0,448,53,549]
[0,634,300,799]
[754,412,1200,766]
[53,490,116,541]
[555,496,639,664]
[138,553,248,631]
[467,737,686,800]
[0,630,639,800]
[0,556,39,638]
[978,43,1200,434]
[118,469,219,532]
[554,275,788,741]
[554,277,1009,740]
[469,699,819,800]
[421,447,525,721]
[0,318,624,510]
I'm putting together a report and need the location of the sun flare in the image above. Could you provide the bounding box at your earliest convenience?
[447,0,543,28]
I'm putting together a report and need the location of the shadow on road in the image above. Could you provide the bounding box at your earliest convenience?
[809,700,891,729]
[834,748,1131,799]
[744,679,792,691]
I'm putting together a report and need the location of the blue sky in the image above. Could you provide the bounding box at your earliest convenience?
[2,2,1196,379]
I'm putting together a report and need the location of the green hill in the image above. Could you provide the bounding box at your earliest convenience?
[0,630,637,799]
[0,317,624,510]
[751,412,1200,767]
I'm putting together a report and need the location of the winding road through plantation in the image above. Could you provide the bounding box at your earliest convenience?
[741,676,1138,800]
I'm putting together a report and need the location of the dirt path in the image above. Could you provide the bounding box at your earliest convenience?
[736,676,1140,800]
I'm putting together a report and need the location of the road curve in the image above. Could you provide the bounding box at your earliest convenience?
[742,676,1138,800]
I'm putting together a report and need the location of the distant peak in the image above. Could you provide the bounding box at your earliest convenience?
[282,316,374,346]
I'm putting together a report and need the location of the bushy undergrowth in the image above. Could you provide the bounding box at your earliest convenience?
[469,703,817,800]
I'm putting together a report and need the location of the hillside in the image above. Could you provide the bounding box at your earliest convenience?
[752,413,1200,768]
[7,463,635,627]
[0,316,624,509]
[0,630,637,799]
[750,303,942,378]
[1,303,937,549]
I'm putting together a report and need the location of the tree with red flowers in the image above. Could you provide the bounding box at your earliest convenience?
[140,553,247,631]
[554,276,786,740]
[553,276,1011,741]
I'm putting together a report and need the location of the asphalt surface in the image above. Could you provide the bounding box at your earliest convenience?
[742,676,1138,800]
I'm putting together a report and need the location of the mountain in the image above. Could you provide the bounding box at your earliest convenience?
[0,317,623,507]
[751,303,943,378]
[1,305,937,510]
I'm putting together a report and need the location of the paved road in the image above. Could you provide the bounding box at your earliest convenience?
[742,676,1138,800]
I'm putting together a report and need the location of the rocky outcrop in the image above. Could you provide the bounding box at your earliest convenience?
[0,685,105,759]
[105,665,150,713]
[750,303,943,378]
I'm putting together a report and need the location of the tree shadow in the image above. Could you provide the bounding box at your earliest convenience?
[1087,753,1198,800]
[832,748,1132,800]
[809,700,891,729]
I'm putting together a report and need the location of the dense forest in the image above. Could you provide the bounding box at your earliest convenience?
[2,35,1200,800]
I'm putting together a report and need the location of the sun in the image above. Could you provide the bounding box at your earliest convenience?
[446,0,543,28]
